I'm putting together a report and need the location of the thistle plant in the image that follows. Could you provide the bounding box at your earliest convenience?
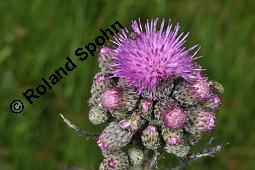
[61,18,227,170]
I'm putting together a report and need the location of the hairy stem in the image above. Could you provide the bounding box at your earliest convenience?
[171,137,228,170]
[60,114,99,139]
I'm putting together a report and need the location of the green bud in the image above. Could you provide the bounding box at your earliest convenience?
[89,107,108,125]
[128,147,144,166]
[141,125,160,150]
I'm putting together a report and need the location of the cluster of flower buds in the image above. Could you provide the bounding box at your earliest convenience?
[88,19,224,170]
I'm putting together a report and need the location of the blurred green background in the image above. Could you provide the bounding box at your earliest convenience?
[1,0,255,169]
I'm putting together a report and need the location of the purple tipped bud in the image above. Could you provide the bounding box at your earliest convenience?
[139,98,153,119]
[203,111,216,131]
[162,128,183,146]
[141,99,153,113]
[101,87,124,111]
[190,80,210,101]
[97,122,134,152]
[98,46,114,72]
[100,151,129,170]
[141,125,160,150]
[99,85,138,116]
[173,79,210,106]
[161,106,187,129]
[204,95,222,110]
[163,125,190,157]
[186,109,216,133]
[89,73,114,106]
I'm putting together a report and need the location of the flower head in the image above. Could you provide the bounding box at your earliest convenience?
[112,18,201,93]
[84,18,225,169]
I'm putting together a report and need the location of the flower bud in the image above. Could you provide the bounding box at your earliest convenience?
[100,151,129,170]
[141,125,160,150]
[89,107,108,125]
[101,87,124,111]
[97,122,134,152]
[186,109,216,133]
[128,147,144,166]
[100,86,138,117]
[98,46,114,72]
[203,95,221,110]
[89,73,114,106]
[161,105,187,129]
[139,98,153,119]
[173,79,210,106]
[162,128,183,146]
[190,80,210,100]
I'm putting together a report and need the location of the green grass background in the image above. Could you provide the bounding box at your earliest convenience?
[1,0,255,169]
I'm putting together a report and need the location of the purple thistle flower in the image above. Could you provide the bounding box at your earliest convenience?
[61,18,225,170]
[111,18,201,93]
